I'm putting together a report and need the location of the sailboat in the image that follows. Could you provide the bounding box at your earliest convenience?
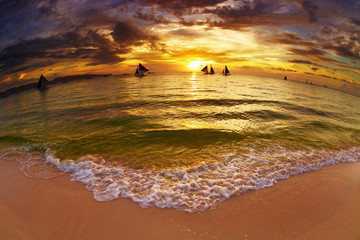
[37,74,50,90]
[222,65,230,76]
[135,63,149,77]
[201,65,215,74]
[201,65,208,74]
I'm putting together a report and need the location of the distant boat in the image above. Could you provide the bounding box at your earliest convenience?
[135,63,149,77]
[37,74,50,90]
[201,65,215,74]
[222,65,230,76]
[284,76,287,80]
[201,65,208,74]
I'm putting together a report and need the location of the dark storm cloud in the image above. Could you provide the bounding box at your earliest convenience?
[205,0,280,17]
[0,0,33,18]
[111,21,160,49]
[0,0,131,49]
[0,0,57,24]
[307,33,360,60]
[0,0,63,49]
[36,6,57,21]
[74,7,122,30]
[0,18,163,74]
[138,0,227,14]
[178,18,206,27]
[320,25,338,35]
[351,17,360,26]
[133,10,171,24]
[86,47,127,66]
[269,32,314,47]
[271,29,360,62]
[200,0,290,27]
[323,36,360,60]
[0,30,127,74]
[301,0,319,23]
[329,45,360,59]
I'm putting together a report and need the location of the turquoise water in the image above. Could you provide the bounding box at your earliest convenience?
[1,73,359,211]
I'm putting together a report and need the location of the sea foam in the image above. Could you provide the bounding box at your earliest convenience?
[44,146,360,212]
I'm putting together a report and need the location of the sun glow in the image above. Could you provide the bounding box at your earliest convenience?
[187,61,206,70]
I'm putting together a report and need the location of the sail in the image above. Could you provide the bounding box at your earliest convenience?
[225,65,230,75]
[138,63,149,72]
[135,63,149,76]
[222,68,224,74]
[201,65,208,73]
[138,63,149,75]
[37,74,50,90]
[210,65,215,74]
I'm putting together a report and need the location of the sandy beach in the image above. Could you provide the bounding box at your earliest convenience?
[1,159,359,240]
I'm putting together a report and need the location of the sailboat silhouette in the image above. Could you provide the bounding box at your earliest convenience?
[222,65,230,76]
[37,74,50,90]
[135,63,149,77]
[201,65,215,74]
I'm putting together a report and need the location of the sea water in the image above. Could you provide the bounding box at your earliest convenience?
[0,73,359,212]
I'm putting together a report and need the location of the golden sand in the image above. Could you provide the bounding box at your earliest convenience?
[1,159,360,240]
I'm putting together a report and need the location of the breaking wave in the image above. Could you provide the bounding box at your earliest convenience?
[43,146,360,212]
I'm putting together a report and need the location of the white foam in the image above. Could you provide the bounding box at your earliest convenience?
[0,146,62,179]
[44,146,360,212]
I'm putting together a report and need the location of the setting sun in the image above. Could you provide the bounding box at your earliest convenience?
[187,61,206,71]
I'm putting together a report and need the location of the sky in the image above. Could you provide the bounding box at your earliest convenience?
[0,0,360,92]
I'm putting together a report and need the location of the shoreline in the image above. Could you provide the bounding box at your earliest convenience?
[0,74,112,98]
[1,159,360,240]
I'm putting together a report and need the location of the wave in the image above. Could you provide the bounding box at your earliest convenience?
[22,98,337,120]
[42,146,360,212]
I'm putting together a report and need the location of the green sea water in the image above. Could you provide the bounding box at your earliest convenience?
[1,73,359,211]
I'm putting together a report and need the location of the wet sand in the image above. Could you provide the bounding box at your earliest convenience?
[1,159,360,240]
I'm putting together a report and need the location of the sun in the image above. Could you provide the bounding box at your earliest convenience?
[187,61,206,70]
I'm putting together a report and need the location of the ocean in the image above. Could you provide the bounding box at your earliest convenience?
[0,73,359,212]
